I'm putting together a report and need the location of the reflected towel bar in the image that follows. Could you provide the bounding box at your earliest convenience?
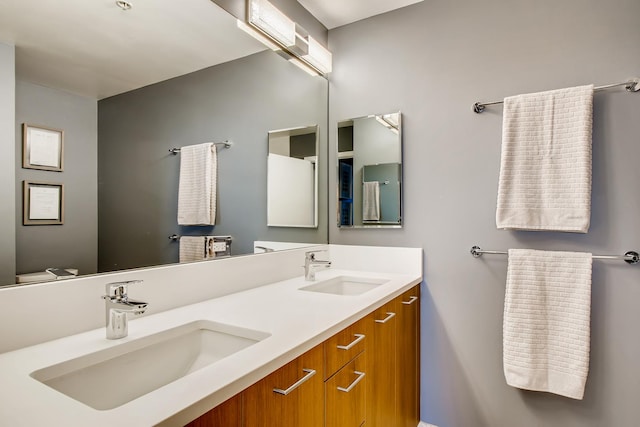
[470,246,640,264]
[472,77,640,113]
[169,141,233,154]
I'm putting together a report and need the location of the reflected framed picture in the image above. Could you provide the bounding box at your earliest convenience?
[23,181,64,225]
[22,123,64,171]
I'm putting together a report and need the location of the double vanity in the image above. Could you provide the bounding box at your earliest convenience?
[0,244,421,426]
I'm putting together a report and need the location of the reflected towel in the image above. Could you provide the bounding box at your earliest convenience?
[177,143,217,225]
[496,85,593,232]
[179,237,206,263]
[503,249,592,400]
[363,181,380,221]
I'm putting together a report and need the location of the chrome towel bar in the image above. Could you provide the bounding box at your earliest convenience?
[473,77,639,113]
[470,246,639,264]
[169,140,233,154]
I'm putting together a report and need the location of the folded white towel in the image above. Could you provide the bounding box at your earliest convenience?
[496,85,594,233]
[177,143,217,225]
[179,236,206,263]
[362,181,380,221]
[503,249,592,400]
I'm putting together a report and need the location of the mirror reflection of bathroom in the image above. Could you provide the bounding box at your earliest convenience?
[267,125,319,228]
[338,112,402,228]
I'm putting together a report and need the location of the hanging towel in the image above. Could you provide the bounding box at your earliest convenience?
[177,142,217,225]
[362,181,380,221]
[503,249,592,400]
[179,236,207,263]
[496,85,594,233]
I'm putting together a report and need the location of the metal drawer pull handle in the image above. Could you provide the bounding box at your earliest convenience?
[337,334,365,350]
[375,312,396,324]
[273,369,316,395]
[337,371,366,393]
[402,296,418,305]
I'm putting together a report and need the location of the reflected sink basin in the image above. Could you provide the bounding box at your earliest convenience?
[31,320,270,410]
[300,275,389,296]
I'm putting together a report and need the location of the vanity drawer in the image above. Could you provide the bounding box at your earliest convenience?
[326,352,366,427]
[324,316,369,379]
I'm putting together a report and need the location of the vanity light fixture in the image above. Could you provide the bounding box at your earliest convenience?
[115,0,132,11]
[288,57,321,77]
[246,0,332,76]
[236,20,281,51]
[248,0,296,48]
[302,36,332,74]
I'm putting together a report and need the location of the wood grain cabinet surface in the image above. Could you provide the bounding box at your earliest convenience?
[243,344,324,427]
[396,286,420,427]
[325,353,366,427]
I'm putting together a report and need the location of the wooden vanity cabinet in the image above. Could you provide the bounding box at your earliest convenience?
[185,394,242,427]
[325,352,366,427]
[324,316,369,427]
[367,301,398,427]
[185,284,421,427]
[243,344,324,427]
[396,286,420,427]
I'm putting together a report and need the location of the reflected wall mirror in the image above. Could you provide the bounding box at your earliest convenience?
[1,0,329,287]
[268,125,319,228]
[337,112,403,228]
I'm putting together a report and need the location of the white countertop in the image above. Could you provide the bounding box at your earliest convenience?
[0,269,421,426]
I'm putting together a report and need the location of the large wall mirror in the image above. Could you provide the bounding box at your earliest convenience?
[268,125,319,228]
[1,0,328,287]
[337,112,403,228]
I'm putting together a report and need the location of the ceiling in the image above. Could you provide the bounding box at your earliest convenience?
[298,0,424,29]
[0,0,266,99]
[0,0,423,99]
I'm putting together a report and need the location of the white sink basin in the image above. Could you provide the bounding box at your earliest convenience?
[300,275,389,296]
[31,320,270,410]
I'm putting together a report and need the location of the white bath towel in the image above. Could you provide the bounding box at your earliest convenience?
[179,236,206,263]
[503,249,592,400]
[496,85,594,233]
[177,143,217,225]
[362,181,380,221]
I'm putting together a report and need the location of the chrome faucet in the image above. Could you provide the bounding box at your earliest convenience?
[102,280,148,340]
[304,250,331,281]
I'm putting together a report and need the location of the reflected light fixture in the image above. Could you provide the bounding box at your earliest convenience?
[375,114,400,135]
[247,0,332,76]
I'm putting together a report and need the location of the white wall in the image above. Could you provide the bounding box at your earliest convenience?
[329,0,640,426]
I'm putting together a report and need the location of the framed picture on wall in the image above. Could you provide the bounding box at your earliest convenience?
[22,123,64,171]
[23,181,64,225]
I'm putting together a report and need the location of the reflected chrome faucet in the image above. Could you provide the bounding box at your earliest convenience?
[102,280,148,339]
[304,250,331,281]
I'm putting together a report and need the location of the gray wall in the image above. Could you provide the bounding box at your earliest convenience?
[328,1,640,426]
[0,43,15,284]
[98,50,328,272]
[14,81,98,277]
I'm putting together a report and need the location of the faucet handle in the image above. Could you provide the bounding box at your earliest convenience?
[305,250,327,260]
[104,280,143,299]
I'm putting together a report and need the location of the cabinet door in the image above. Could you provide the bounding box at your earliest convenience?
[326,352,366,427]
[185,393,242,427]
[367,301,397,427]
[395,286,420,427]
[243,344,324,427]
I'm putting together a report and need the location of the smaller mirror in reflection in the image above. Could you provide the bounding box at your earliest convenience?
[337,112,402,228]
[268,125,319,228]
